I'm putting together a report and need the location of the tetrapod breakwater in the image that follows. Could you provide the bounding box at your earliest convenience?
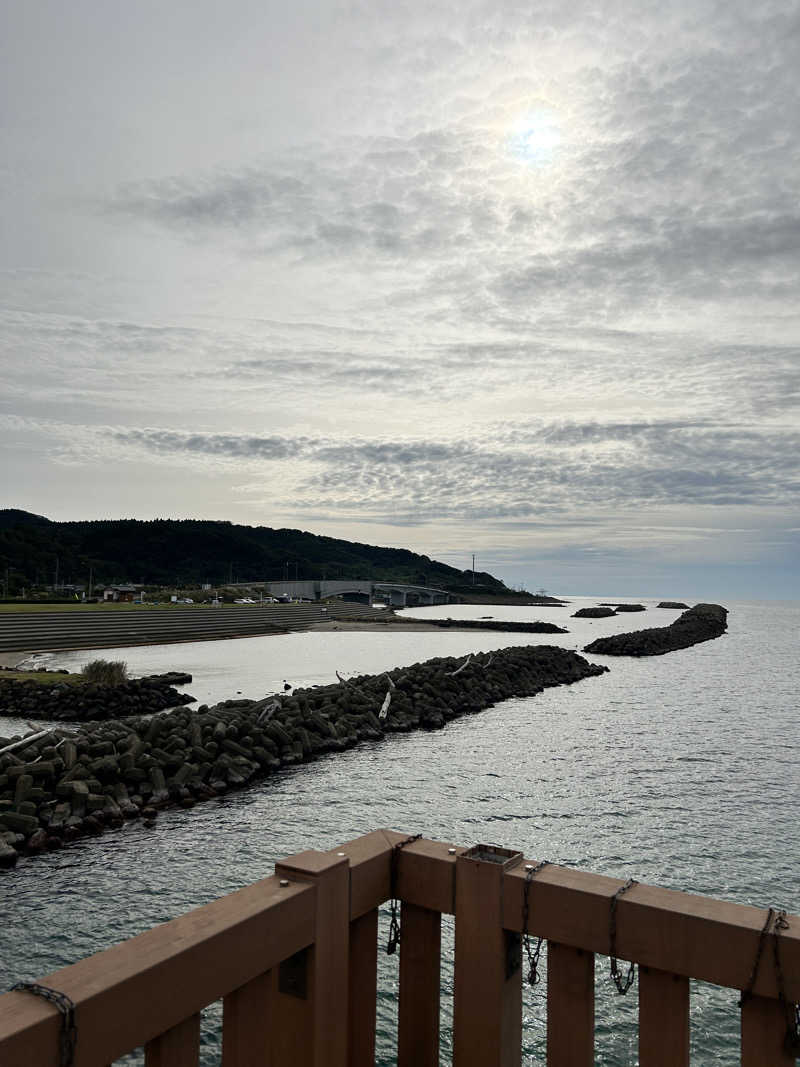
[0,644,607,869]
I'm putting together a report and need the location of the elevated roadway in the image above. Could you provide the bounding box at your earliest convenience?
[266,580,453,606]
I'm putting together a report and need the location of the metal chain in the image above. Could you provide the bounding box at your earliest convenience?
[10,981,77,1067]
[609,878,638,994]
[739,906,775,1007]
[771,910,800,1054]
[386,833,422,955]
[521,860,550,986]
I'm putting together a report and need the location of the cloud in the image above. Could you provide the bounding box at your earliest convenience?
[108,428,313,461]
[99,0,800,335]
[83,418,800,522]
[2,0,799,595]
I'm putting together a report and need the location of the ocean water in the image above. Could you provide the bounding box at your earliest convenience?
[1,596,797,1064]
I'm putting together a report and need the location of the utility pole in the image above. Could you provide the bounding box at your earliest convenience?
[472,554,476,585]
[54,556,59,591]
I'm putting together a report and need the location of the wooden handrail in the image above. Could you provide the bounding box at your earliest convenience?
[375,833,800,1000]
[1,829,798,1066]
[0,874,314,1067]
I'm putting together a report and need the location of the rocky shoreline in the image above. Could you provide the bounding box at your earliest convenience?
[599,603,646,612]
[0,673,195,722]
[583,603,728,656]
[0,645,606,869]
[429,619,568,634]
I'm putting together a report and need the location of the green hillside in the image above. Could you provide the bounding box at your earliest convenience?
[0,510,509,595]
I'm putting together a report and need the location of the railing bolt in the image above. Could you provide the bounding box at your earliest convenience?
[448,847,457,855]
[337,852,346,857]
[524,864,534,871]
[279,879,290,887]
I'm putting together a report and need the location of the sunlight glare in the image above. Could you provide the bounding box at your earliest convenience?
[509,111,562,164]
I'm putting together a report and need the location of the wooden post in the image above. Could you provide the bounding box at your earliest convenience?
[741,995,796,1066]
[144,1014,200,1066]
[639,967,689,1067]
[348,909,378,1067]
[222,970,272,1065]
[453,845,523,1067]
[546,942,593,1066]
[398,902,441,1067]
[271,850,350,1067]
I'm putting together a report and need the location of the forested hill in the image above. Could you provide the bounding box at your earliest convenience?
[0,510,509,594]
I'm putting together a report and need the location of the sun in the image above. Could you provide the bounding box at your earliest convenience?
[508,111,562,164]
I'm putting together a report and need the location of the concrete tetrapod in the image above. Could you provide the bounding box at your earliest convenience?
[0,644,607,870]
[583,603,728,657]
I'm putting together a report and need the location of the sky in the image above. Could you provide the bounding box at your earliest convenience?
[1,0,798,600]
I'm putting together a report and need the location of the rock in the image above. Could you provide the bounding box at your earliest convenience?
[14,774,33,806]
[141,672,193,686]
[584,604,728,657]
[599,603,646,612]
[657,601,689,609]
[0,811,39,834]
[0,838,18,867]
[0,677,195,723]
[25,829,49,852]
[430,619,569,634]
[0,643,611,871]
[572,607,617,618]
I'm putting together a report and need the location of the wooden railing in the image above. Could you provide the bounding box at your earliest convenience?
[1,829,798,1065]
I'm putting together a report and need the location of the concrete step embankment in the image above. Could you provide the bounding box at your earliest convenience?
[0,603,386,653]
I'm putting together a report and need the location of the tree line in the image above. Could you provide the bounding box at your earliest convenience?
[0,510,507,595]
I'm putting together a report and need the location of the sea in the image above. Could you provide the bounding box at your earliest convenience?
[1,595,797,1065]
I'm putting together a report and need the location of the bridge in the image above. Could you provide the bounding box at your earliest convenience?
[265,580,455,607]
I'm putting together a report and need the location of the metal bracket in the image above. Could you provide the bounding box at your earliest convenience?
[505,930,522,980]
[461,843,523,868]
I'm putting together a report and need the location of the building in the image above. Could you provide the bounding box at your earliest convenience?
[101,584,143,602]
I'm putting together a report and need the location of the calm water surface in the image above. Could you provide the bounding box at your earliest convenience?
[2,596,797,1064]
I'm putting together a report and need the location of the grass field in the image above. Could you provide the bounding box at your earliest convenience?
[0,669,86,686]
[0,602,221,613]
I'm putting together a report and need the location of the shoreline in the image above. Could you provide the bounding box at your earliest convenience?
[308,618,443,632]
[0,618,487,663]
[0,644,607,870]
[0,653,28,669]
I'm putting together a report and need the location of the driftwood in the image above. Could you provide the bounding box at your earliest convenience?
[447,654,472,676]
[0,729,54,757]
